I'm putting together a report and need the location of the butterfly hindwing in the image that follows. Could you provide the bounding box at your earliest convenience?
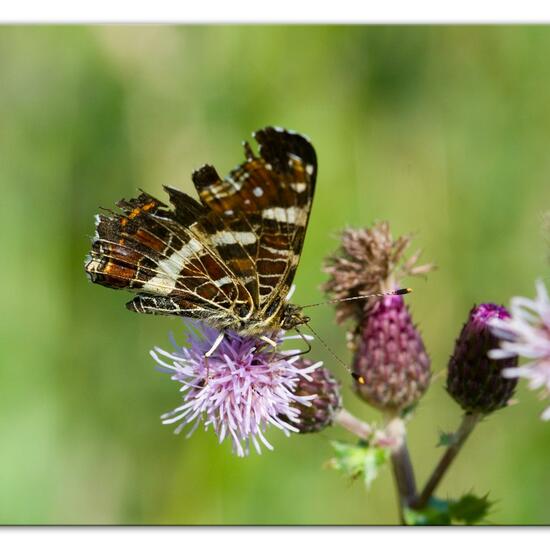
[85,191,255,326]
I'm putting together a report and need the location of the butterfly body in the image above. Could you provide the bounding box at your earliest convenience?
[85,127,317,336]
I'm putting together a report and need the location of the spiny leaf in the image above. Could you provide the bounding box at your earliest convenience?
[449,493,492,525]
[404,497,451,526]
[405,493,492,526]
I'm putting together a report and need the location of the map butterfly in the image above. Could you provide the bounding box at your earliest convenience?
[85,127,317,337]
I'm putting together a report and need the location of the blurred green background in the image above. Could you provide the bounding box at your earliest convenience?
[1,25,550,525]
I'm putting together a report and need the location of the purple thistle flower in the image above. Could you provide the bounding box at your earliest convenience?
[352,294,431,414]
[281,360,342,434]
[489,280,550,420]
[150,320,321,457]
[447,303,518,415]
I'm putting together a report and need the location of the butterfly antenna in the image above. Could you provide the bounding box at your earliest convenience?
[304,321,362,381]
[301,288,412,384]
[300,287,412,309]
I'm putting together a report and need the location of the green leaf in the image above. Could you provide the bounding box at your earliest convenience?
[328,440,389,490]
[363,446,390,489]
[449,493,492,525]
[437,430,458,447]
[404,494,492,526]
[328,440,367,479]
[404,497,451,526]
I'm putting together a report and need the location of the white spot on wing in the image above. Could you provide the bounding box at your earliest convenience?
[262,206,305,225]
[226,177,243,191]
[262,245,288,256]
[253,186,264,197]
[210,231,257,246]
[290,183,307,193]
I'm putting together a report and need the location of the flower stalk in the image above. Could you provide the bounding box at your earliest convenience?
[333,408,373,440]
[386,416,417,523]
[416,412,481,509]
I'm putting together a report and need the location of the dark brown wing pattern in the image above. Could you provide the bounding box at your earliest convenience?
[86,190,254,327]
[193,127,317,321]
[84,127,317,333]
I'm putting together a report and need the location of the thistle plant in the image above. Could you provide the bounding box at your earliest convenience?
[447,304,518,415]
[281,359,343,433]
[351,294,431,414]
[149,219,550,525]
[151,320,322,457]
[489,280,550,420]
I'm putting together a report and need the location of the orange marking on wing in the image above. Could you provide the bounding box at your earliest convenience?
[128,201,156,220]
[104,261,135,280]
[135,228,165,251]
[128,208,141,219]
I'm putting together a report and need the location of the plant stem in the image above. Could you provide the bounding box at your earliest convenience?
[334,408,373,440]
[385,416,417,523]
[416,412,482,509]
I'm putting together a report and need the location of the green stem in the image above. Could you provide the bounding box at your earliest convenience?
[415,412,481,509]
[385,416,417,524]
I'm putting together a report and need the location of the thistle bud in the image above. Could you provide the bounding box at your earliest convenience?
[447,304,518,415]
[352,295,431,414]
[285,361,342,434]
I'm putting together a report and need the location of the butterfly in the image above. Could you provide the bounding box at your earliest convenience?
[85,127,317,340]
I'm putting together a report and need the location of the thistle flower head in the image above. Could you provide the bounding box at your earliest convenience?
[151,321,321,457]
[282,360,342,433]
[489,280,550,420]
[352,294,431,414]
[447,303,518,415]
[323,222,434,324]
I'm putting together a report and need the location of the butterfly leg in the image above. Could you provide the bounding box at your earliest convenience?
[294,326,312,355]
[259,335,278,347]
[281,327,312,361]
[259,335,279,363]
[204,331,225,382]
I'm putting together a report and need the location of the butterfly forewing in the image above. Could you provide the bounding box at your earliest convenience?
[84,127,317,334]
[194,127,317,319]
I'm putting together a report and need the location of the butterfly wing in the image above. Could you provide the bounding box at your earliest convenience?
[192,127,317,322]
[85,190,255,328]
[84,127,317,333]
